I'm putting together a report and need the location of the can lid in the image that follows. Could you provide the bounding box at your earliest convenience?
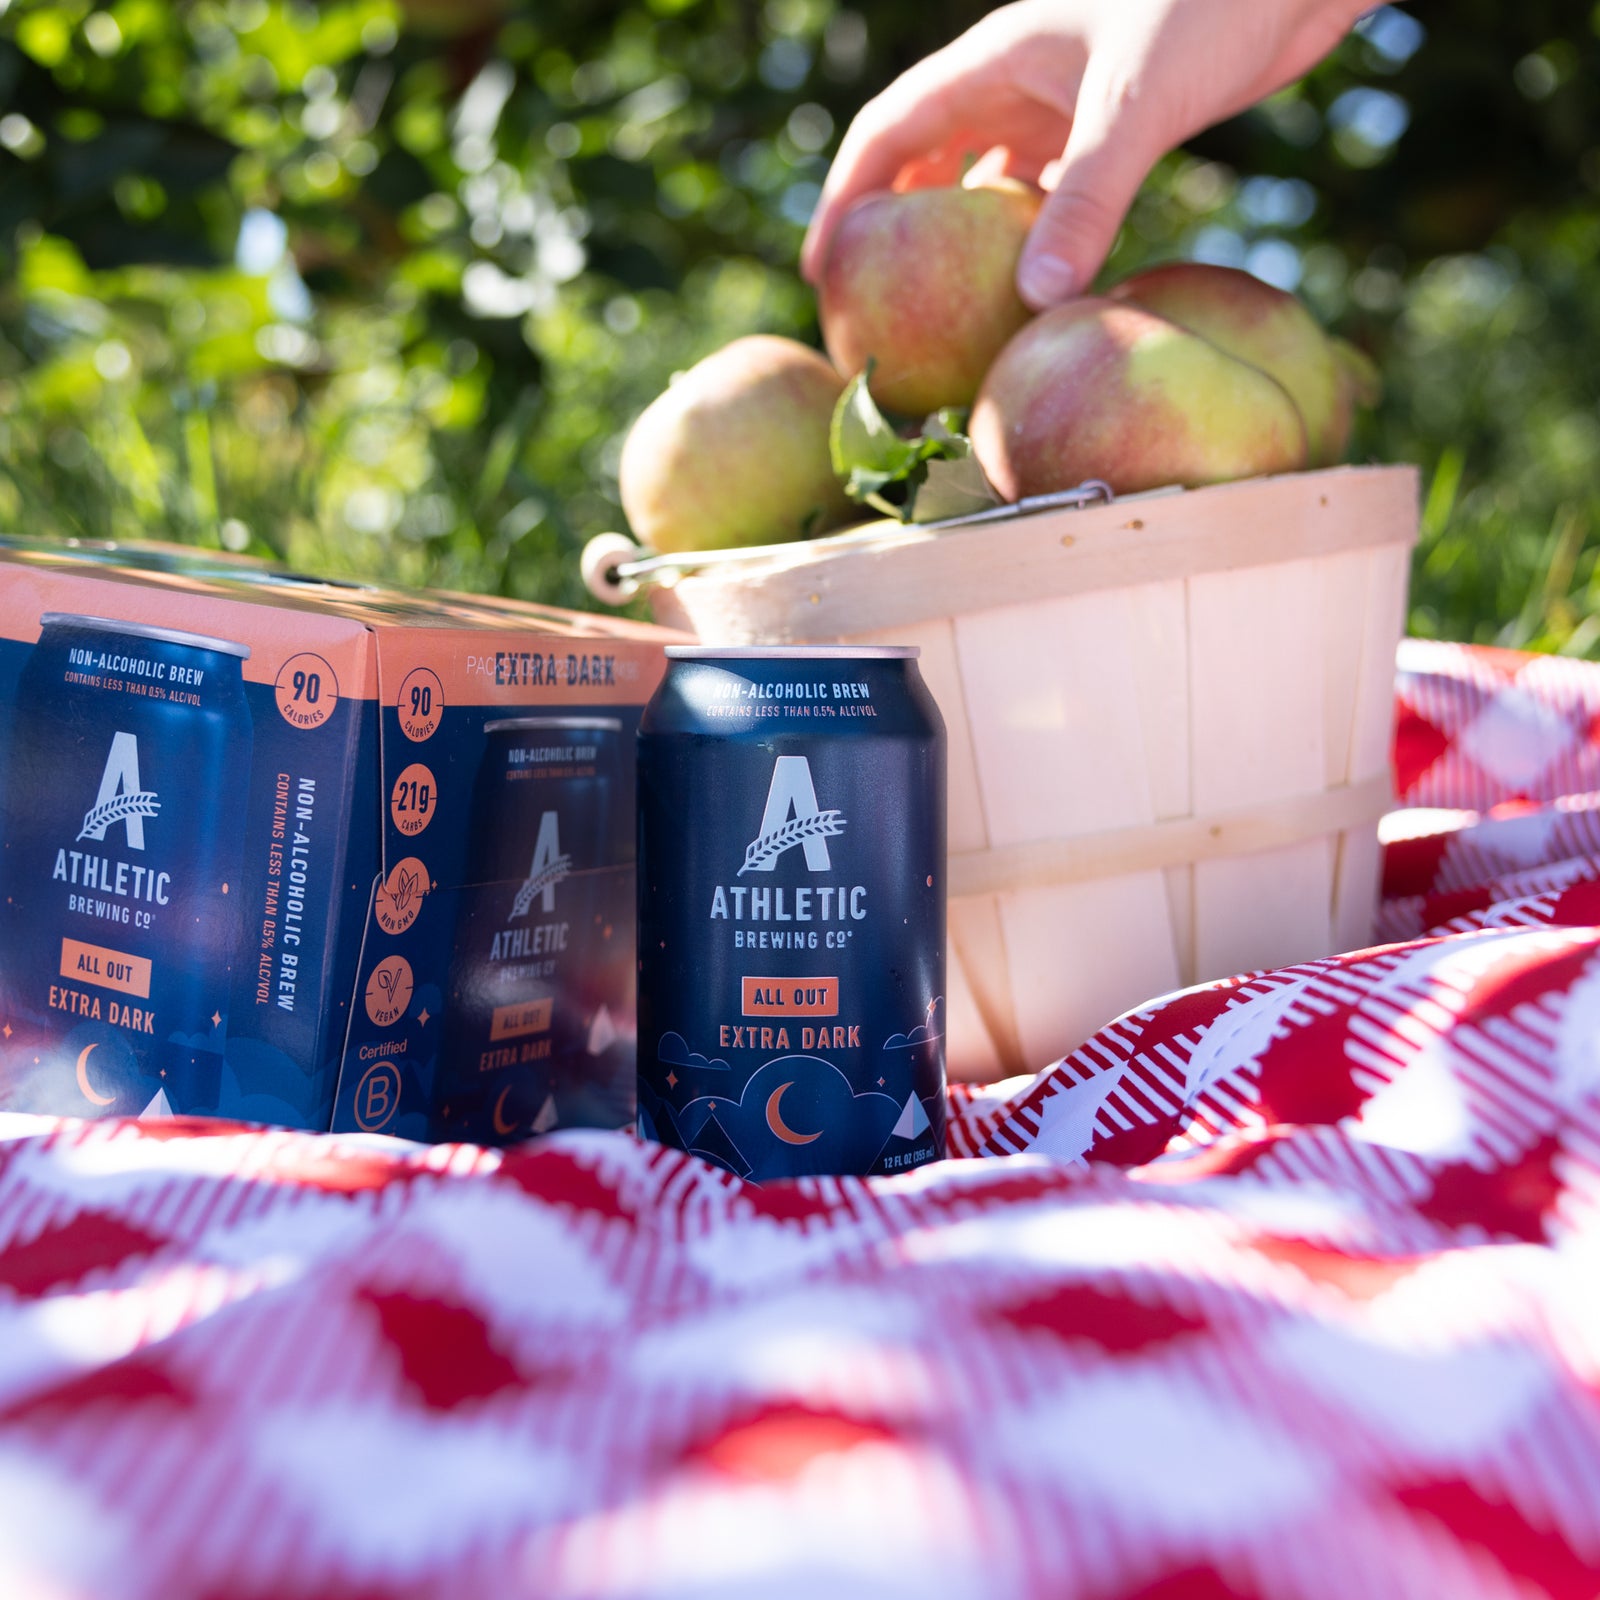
[40,613,252,660]
[664,644,920,661]
[482,716,624,734]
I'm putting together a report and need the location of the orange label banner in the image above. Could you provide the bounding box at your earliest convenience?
[741,977,839,1017]
[60,938,152,999]
[489,998,553,1042]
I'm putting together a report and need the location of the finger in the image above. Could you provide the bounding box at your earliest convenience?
[802,5,1091,280]
[801,15,1072,279]
[800,62,971,280]
[804,99,1069,277]
[1015,65,1165,308]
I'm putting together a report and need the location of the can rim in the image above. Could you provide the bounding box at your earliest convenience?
[40,613,252,660]
[482,716,624,733]
[664,645,919,660]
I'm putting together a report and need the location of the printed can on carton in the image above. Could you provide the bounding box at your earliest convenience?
[636,645,947,1180]
[433,715,629,1143]
[329,634,650,1144]
[0,614,253,1116]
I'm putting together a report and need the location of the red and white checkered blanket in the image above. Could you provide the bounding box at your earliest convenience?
[4,639,1600,1600]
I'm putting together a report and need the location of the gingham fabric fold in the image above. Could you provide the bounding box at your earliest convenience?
[5,640,1600,1600]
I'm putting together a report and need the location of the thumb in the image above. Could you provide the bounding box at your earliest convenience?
[1016,74,1164,310]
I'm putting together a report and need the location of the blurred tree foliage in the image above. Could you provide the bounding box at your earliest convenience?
[0,0,1597,644]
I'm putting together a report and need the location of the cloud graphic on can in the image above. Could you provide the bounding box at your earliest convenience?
[656,1031,731,1072]
[675,1056,904,1179]
[169,1030,222,1051]
[883,997,945,1051]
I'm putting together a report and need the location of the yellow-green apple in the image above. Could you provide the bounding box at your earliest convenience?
[817,176,1041,416]
[619,335,854,553]
[1108,263,1370,467]
[969,298,1308,499]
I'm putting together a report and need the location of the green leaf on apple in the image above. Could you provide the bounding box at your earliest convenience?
[828,366,1002,524]
[915,454,1005,522]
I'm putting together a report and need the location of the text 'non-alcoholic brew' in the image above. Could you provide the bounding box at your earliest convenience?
[636,645,945,1180]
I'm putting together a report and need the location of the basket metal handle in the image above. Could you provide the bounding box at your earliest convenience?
[580,482,1114,607]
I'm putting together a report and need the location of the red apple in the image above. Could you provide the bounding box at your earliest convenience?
[969,298,1308,500]
[1108,263,1367,468]
[817,177,1041,417]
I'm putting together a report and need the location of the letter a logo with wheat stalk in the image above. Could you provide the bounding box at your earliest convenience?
[511,810,572,918]
[740,755,845,875]
[79,731,159,850]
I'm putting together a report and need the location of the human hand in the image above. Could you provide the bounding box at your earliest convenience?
[801,0,1372,309]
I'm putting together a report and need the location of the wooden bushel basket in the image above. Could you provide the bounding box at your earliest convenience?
[597,466,1419,1083]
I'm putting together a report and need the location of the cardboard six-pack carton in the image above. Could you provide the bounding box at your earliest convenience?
[0,541,677,1141]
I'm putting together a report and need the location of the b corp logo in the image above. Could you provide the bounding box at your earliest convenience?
[354,1061,403,1131]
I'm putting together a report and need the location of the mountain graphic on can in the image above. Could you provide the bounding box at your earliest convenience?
[0,614,254,1118]
[435,715,627,1144]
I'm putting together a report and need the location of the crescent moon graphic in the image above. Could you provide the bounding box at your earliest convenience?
[492,1087,517,1137]
[765,1082,822,1146]
[75,1043,115,1107]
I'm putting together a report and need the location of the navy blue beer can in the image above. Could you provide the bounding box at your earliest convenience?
[0,614,253,1116]
[637,646,946,1181]
[436,716,630,1144]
